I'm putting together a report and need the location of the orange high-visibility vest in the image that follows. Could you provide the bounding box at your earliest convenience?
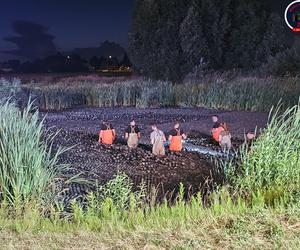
[99,124,114,145]
[212,126,224,142]
[169,129,183,152]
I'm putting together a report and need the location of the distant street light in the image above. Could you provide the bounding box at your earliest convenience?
[107,56,112,70]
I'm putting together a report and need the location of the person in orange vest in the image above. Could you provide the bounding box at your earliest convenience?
[125,120,141,148]
[168,122,187,152]
[98,120,116,145]
[211,115,224,143]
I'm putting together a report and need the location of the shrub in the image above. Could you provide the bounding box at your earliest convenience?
[0,78,21,100]
[263,41,300,77]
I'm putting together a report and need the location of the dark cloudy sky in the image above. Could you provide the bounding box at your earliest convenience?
[0,0,133,60]
[0,0,296,60]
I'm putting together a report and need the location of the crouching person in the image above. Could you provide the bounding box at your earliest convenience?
[169,122,187,152]
[150,124,166,156]
[219,123,232,151]
[125,120,141,148]
[99,120,116,145]
[246,130,256,147]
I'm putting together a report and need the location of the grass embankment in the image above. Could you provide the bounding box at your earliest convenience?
[24,75,300,112]
[1,204,300,249]
[0,99,299,249]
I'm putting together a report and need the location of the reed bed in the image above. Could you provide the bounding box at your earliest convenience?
[23,76,300,112]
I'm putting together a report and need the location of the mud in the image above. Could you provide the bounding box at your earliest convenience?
[42,107,268,204]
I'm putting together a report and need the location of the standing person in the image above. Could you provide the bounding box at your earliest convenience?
[219,123,232,151]
[98,120,116,145]
[168,122,187,152]
[150,124,166,156]
[211,115,224,143]
[125,120,141,148]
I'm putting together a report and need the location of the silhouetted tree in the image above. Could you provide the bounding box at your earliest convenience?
[18,53,88,73]
[120,53,132,67]
[129,0,287,80]
[89,56,100,69]
[129,0,191,81]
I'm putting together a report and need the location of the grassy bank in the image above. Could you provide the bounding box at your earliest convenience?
[1,201,300,249]
[0,100,300,249]
[22,75,300,112]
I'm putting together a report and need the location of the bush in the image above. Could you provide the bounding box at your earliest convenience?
[263,41,300,77]
[0,78,21,100]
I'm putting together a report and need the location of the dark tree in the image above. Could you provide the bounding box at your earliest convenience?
[129,0,286,81]
[89,56,101,69]
[120,53,132,68]
[129,0,191,81]
[18,53,88,73]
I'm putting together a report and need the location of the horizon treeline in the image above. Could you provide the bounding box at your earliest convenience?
[129,0,289,81]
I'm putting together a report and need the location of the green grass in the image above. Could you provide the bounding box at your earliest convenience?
[1,191,300,249]
[23,75,300,112]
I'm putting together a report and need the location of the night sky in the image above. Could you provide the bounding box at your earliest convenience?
[0,0,133,60]
[0,0,296,60]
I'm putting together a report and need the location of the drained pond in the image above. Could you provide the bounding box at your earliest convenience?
[41,106,268,205]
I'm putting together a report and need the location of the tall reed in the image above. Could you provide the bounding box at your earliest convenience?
[25,76,300,112]
[226,100,300,202]
[0,100,67,207]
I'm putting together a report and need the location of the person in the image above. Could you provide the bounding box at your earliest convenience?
[211,115,224,143]
[219,123,232,151]
[212,115,221,128]
[125,120,141,148]
[168,122,187,152]
[150,124,166,156]
[98,120,116,145]
[246,130,256,147]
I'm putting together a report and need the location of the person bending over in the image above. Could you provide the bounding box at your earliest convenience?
[99,120,116,145]
[125,120,141,148]
[168,122,187,152]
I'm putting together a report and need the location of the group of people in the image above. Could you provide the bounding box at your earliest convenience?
[211,115,256,150]
[98,115,256,155]
[98,120,186,156]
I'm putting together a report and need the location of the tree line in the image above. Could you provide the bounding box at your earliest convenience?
[128,0,288,81]
[0,53,132,74]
